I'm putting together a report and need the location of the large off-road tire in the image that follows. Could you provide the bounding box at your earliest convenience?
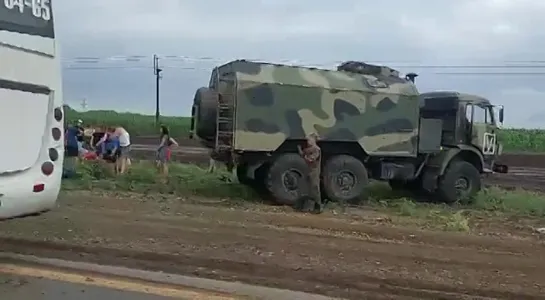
[436,160,481,204]
[192,87,219,143]
[266,154,310,206]
[323,155,368,204]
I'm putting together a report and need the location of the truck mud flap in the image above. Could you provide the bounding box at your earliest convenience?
[421,167,440,192]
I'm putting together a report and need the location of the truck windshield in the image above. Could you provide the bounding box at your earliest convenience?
[467,104,495,125]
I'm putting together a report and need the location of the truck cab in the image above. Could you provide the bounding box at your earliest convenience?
[420,91,506,173]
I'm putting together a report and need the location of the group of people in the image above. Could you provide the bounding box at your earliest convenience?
[64,120,132,175]
[63,121,179,178]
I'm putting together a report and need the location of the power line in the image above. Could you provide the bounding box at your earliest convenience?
[60,64,545,76]
[436,72,545,75]
[62,65,203,70]
[59,54,545,69]
[62,64,545,69]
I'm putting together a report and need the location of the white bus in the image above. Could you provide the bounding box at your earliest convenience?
[0,0,64,219]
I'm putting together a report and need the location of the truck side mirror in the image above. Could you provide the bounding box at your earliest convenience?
[499,107,504,123]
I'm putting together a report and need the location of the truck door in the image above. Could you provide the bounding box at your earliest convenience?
[465,104,496,155]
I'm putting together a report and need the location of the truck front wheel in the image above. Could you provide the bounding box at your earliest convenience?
[437,160,481,204]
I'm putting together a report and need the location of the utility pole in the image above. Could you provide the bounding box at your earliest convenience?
[80,98,88,111]
[153,54,162,125]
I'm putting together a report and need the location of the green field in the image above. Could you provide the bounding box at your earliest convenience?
[65,105,191,136]
[65,106,545,153]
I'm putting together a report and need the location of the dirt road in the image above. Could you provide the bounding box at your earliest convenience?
[2,192,545,299]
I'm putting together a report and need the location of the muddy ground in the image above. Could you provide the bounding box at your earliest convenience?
[2,191,545,299]
[131,136,545,169]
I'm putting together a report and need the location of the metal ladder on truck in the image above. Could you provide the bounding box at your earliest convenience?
[215,79,235,152]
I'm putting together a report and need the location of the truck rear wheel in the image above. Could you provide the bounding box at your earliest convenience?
[323,155,368,204]
[266,154,310,206]
[437,160,481,204]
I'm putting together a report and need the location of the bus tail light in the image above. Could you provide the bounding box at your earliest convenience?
[41,162,54,176]
[48,148,59,161]
[54,107,63,121]
[52,127,61,141]
[33,183,45,193]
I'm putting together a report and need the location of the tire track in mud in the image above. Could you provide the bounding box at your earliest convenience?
[60,193,545,255]
[2,202,545,299]
[58,208,545,275]
[62,205,545,258]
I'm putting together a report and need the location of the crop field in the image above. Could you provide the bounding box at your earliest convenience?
[66,106,545,153]
[65,106,192,136]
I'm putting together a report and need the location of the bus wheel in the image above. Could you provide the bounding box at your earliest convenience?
[437,160,481,204]
[323,155,368,204]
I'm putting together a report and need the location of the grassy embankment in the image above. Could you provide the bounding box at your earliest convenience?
[66,107,545,153]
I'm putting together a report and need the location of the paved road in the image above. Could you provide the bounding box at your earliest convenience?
[0,254,332,300]
[0,260,237,300]
[0,274,174,300]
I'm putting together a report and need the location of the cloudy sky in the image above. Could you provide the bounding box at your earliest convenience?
[54,0,545,128]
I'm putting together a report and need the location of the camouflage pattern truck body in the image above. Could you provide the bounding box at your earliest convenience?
[191,60,507,205]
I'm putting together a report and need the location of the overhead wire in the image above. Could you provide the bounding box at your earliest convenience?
[60,54,545,75]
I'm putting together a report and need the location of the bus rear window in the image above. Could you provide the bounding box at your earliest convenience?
[0,0,54,38]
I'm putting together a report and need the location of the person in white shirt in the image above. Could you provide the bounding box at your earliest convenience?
[113,126,131,174]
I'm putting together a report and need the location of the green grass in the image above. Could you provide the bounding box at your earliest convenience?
[66,106,545,152]
[63,160,256,200]
[364,183,545,232]
[63,160,545,232]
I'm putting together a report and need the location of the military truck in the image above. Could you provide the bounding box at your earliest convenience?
[190,60,508,205]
